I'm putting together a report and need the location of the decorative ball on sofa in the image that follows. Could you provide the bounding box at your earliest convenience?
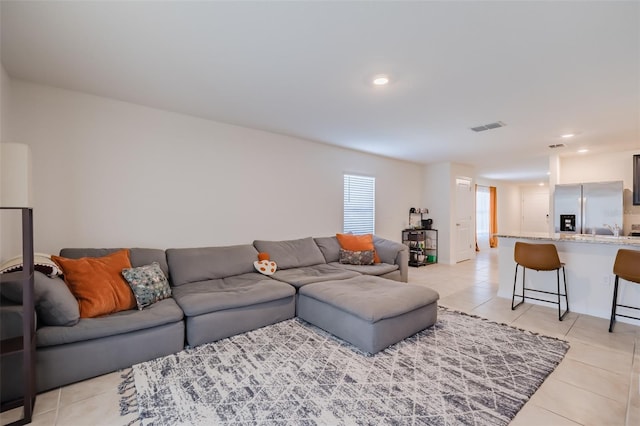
[254,252,277,276]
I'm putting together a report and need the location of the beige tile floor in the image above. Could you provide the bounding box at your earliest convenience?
[2,248,638,425]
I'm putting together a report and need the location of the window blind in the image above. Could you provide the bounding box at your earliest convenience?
[343,174,375,235]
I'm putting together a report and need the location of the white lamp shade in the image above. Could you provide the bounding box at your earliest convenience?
[1,143,33,208]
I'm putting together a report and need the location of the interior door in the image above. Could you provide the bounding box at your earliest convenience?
[456,178,474,262]
[521,187,549,233]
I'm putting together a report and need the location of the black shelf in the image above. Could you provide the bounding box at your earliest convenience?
[0,207,36,425]
[402,229,438,267]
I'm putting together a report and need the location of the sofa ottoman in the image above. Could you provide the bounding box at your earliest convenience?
[297,275,439,354]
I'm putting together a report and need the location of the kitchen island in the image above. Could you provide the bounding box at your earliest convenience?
[495,232,640,325]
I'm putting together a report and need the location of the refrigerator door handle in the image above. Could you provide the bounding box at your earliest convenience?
[581,195,586,234]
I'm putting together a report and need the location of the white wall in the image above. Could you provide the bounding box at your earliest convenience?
[559,150,640,235]
[0,64,8,137]
[0,63,22,261]
[519,184,550,233]
[559,150,639,185]
[422,162,452,263]
[422,162,476,264]
[3,80,424,257]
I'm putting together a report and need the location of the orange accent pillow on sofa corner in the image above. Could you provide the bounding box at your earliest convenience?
[335,233,381,263]
[52,249,136,318]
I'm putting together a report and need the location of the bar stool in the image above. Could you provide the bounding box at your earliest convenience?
[608,249,640,332]
[512,242,569,320]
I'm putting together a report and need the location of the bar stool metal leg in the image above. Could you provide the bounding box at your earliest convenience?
[556,266,569,321]
[512,264,525,310]
[609,275,620,332]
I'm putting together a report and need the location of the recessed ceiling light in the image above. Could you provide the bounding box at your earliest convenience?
[578,148,589,153]
[561,134,575,139]
[546,171,551,175]
[539,182,545,186]
[372,75,389,86]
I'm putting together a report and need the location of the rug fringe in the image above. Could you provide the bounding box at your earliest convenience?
[118,369,135,394]
[119,391,138,414]
[123,417,141,426]
[118,368,143,426]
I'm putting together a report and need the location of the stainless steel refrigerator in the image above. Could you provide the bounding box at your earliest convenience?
[554,181,623,234]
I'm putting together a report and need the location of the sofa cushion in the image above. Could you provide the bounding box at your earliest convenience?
[52,249,136,318]
[270,264,360,289]
[299,276,439,322]
[314,236,341,263]
[122,262,173,310]
[372,236,407,265]
[1,300,25,340]
[35,298,183,347]
[329,261,399,277]
[59,248,169,277]
[171,272,295,316]
[253,237,326,270]
[167,245,258,286]
[1,271,80,327]
[336,233,381,263]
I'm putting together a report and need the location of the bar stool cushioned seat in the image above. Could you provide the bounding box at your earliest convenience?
[609,249,640,332]
[512,242,569,320]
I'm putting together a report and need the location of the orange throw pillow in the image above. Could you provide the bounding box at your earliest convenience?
[52,249,136,318]
[335,233,381,263]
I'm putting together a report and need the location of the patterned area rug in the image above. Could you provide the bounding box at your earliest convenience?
[119,309,568,425]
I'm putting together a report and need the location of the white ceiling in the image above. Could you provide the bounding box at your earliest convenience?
[2,1,639,182]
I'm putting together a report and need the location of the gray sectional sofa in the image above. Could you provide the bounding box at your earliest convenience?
[1,248,185,403]
[1,235,435,404]
[166,244,296,347]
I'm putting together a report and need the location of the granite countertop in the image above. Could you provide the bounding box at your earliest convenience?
[495,232,640,246]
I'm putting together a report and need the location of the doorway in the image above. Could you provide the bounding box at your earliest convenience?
[476,185,490,250]
[455,178,474,262]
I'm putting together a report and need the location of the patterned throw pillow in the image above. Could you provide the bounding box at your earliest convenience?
[339,249,375,265]
[121,262,172,310]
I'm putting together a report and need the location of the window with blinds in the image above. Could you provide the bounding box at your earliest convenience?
[343,174,375,235]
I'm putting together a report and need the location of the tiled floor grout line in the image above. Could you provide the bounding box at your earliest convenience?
[627,338,639,424]
[534,404,585,426]
[552,364,629,406]
[53,388,61,425]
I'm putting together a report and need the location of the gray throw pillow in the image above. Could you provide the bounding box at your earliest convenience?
[122,262,172,310]
[1,272,80,326]
[253,237,326,269]
[314,237,341,263]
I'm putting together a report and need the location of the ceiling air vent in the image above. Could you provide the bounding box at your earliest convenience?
[470,121,506,132]
[548,143,566,149]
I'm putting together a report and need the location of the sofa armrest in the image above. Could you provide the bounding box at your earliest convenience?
[394,248,409,283]
[0,299,25,340]
[373,236,409,282]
